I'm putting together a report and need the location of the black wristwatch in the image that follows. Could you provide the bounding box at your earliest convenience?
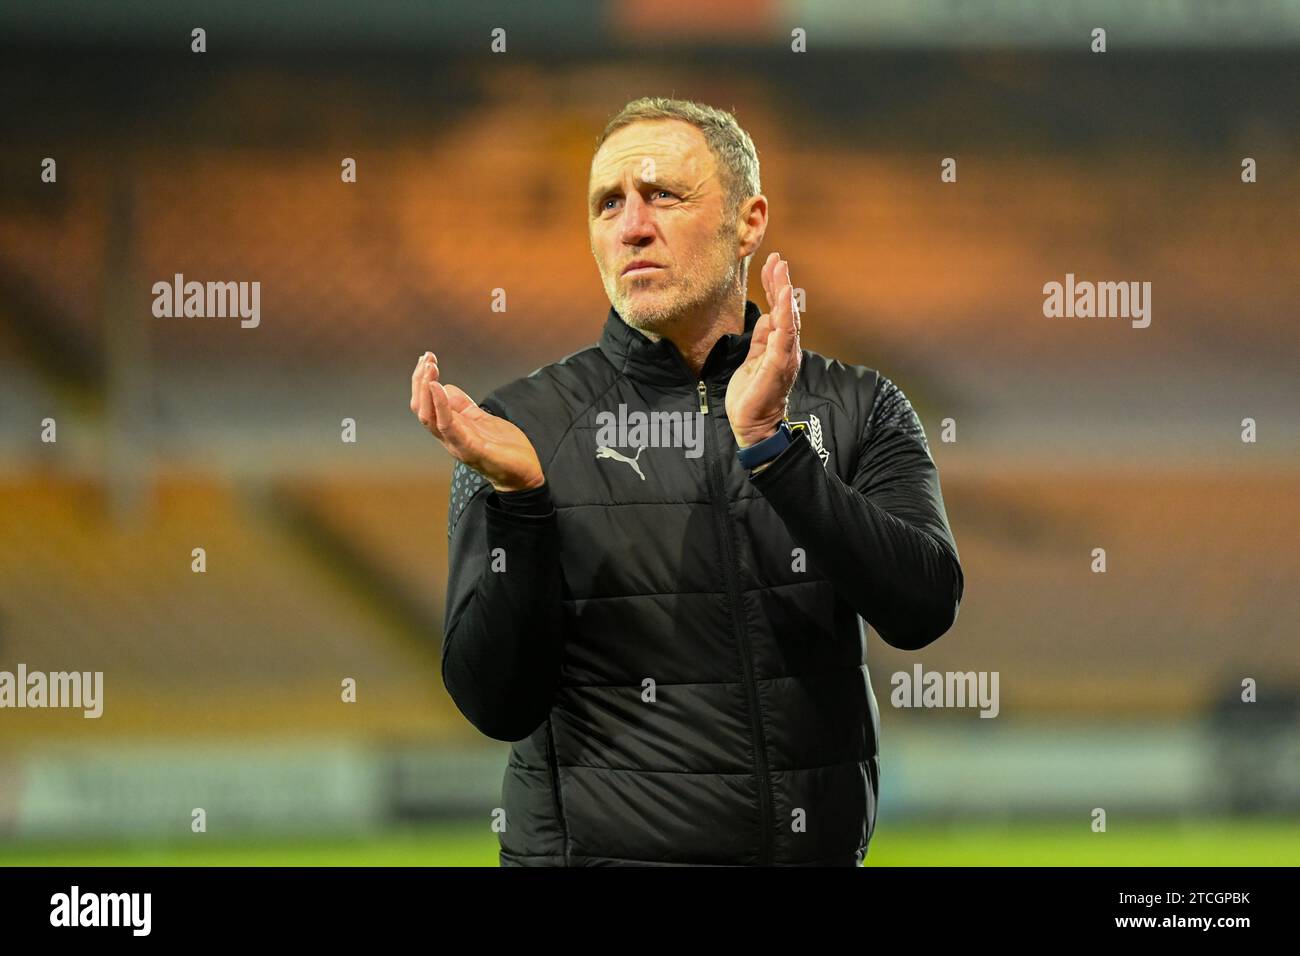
[736,420,793,471]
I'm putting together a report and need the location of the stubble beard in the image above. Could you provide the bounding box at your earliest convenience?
[603,226,741,339]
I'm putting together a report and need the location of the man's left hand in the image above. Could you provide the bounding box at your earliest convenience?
[726,251,802,448]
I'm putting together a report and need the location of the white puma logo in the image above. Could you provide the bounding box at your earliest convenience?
[596,445,647,481]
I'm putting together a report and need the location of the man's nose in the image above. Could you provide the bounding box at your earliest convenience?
[619,191,656,245]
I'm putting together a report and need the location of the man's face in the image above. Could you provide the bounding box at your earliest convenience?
[588,119,741,333]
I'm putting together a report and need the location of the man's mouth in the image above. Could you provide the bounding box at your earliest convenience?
[622,260,665,277]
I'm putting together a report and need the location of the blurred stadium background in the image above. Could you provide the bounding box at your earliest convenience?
[1,0,1298,865]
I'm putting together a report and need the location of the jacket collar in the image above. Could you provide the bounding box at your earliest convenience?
[598,299,764,388]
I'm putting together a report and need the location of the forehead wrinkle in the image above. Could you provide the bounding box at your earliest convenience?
[589,128,717,200]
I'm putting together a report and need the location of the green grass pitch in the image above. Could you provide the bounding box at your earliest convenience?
[2,819,1297,866]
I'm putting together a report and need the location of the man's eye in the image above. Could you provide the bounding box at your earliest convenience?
[597,191,671,213]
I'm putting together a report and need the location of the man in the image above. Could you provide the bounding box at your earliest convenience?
[411,97,964,866]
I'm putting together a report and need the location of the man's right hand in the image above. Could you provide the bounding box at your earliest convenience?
[410,352,545,493]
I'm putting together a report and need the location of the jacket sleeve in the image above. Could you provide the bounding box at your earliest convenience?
[441,414,565,741]
[748,374,964,650]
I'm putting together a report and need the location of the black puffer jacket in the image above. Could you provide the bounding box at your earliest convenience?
[443,299,963,866]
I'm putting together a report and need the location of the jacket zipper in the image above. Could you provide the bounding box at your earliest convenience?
[697,377,775,865]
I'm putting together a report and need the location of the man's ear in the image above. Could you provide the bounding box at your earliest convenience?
[737,194,768,259]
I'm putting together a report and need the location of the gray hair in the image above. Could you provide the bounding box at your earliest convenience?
[595,97,761,216]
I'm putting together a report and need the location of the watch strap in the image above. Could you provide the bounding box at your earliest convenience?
[736,420,793,470]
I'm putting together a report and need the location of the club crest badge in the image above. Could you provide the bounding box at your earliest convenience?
[786,412,829,468]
